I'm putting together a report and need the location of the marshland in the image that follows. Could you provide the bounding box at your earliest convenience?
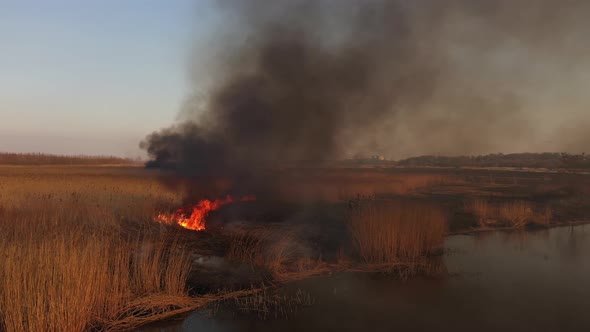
[1,161,589,331]
[5,0,590,331]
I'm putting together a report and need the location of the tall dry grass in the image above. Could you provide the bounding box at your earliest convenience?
[0,207,194,331]
[0,166,182,217]
[468,199,499,227]
[233,288,314,320]
[0,166,195,331]
[347,199,447,264]
[226,228,295,276]
[467,198,552,228]
[0,152,137,165]
[277,172,461,202]
[499,201,534,228]
[536,206,553,226]
[225,227,330,282]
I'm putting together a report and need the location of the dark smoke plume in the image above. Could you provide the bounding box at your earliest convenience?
[143,1,439,171]
[142,0,590,197]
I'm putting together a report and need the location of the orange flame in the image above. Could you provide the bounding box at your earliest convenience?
[156,195,256,231]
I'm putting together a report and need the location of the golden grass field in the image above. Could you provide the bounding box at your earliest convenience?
[0,164,585,331]
[0,166,198,331]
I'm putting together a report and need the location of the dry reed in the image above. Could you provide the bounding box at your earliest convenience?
[0,211,194,331]
[467,198,552,228]
[468,199,499,227]
[0,166,195,331]
[233,288,314,320]
[535,206,553,226]
[347,199,447,264]
[277,172,460,202]
[226,228,295,275]
[499,201,534,227]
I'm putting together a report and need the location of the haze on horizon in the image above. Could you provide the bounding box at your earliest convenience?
[2,0,590,159]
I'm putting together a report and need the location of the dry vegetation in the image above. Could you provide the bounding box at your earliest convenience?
[278,171,459,202]
[0,152,138,166]
[0,166,195,331]
[467,199,552,228]
[0,165,580,330]
[226,228,295,275]
[232,288,314,320]
[347,198,447,264]
[0,166,331,331]
[0,167,181,215]
[225,227,329,282]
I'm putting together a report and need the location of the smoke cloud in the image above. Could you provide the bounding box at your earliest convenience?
[142,0,590,189]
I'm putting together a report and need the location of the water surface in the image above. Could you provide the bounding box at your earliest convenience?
[150,225,590,332]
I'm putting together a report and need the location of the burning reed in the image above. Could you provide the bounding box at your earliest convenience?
[347,198,447,264]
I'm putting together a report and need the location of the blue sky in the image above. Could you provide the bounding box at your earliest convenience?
[0,0,217,157]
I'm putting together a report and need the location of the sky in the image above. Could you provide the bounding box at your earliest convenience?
[0,0,218,157]
[1,1,589,159]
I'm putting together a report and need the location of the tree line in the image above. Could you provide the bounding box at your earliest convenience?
[395,153,590,169]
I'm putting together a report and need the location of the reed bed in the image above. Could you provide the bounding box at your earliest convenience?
[0,152,137,165]
[226,227,296,276]
[0,208,194,332]
[0,167,182,217]
[468,199,499,227]
[499,201,534,228]
[225,226,332,283]
[232,288,314,320]
[536,206,553,226]
[278,173,461,202]
[347,199,448,264]
[0,167,195,332]
[467,198,552,228]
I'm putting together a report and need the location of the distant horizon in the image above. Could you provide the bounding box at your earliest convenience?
[1,150,586,162]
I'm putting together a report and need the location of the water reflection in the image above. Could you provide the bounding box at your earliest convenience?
[147,225,590,332]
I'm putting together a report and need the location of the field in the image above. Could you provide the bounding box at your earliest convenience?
[1,165,589,331]
[0,152,138,166]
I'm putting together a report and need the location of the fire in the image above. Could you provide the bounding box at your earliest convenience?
[156,195,256,231]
